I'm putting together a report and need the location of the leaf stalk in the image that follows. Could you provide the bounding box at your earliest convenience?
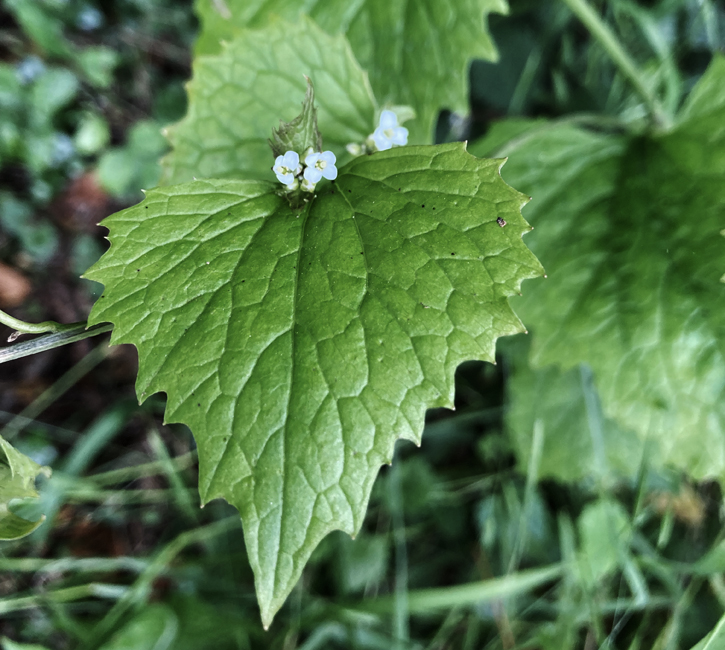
[561,0,671,129]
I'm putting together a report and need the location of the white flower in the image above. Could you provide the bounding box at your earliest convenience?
[304,151,337,183]
[273,151,301,186]
[372,110,408,151]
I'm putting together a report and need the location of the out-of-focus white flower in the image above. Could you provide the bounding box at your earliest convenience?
[372,110,408,151]
[273,151,302,186]
[304,151,337,183]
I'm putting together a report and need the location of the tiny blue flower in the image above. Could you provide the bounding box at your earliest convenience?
[304,151,337,183]
[372,110,408,151]
[273,151,301,186]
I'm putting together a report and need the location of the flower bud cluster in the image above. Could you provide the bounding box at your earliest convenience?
[273,148,337,193]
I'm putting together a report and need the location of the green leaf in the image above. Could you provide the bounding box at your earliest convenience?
[689,614,725,650]
[86,142,543,625]
[30,68,79,128]
[269,78,322,159]
[0,436,51,541]
[503,336,645,482]
[493,55,725,481]
[161,18,377,185]
[2,638,51,650]
[5,0,74,59]
[98,604,178,650]
[577,499,630,587]
[194,0,507,143]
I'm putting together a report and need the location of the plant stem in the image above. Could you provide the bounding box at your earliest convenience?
[0,308,86,336]
[87,450,198,486]
[0,583,128,616]
[560,0,670,128]
[0,323,112,364]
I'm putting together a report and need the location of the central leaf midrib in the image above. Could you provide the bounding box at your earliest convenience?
[274,197,315,592]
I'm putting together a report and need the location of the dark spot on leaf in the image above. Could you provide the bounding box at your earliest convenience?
[421,204,425,208]
[136,269,140,272]
[451,252,455,255]
[360,252,363,255]
[497,217,507,227]
[198,403,201,407]
[145,206,148,209]
[347,189,351,193]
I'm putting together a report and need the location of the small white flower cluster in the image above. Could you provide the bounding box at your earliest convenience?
[347,110,409,156]
[273,149,337,192]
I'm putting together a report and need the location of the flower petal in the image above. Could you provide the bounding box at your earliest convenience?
[321,164,337,181]
[283,151,299,169]
[304,166,323,183]
[320,150,336,165]
[275,171,294,185]
[390,126,409,146]
[373,127,392,151]
[379,110,397,130]
[305,152,320,168]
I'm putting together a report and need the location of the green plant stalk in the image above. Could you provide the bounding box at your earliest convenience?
[87,450,198,486]
[0,583,128,616]
[0,323,113,364]
[388,456,410,648]
[0,308,86,336]
[0,557,149,574]
[64,487,198,504]
[560,0,670,128]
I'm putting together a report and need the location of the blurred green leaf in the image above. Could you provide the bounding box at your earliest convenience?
[98,121,167,197]
[0,64,23,112]
[78,47,119,89]
[503,336,644,482]
[74,113,111,155]
[194,0,507,143]
[5,0,74,59]
[1,638,51,650]
[488,55,725,482]
[335,533,388,594]
[98,603,178,650]
[30,68,79,128]
[577,499,631,586]
[0,436,51,541]
[690,614,725,650]
[161,18,376,185]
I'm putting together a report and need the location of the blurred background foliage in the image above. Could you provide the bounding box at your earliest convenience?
[1,0,725,648]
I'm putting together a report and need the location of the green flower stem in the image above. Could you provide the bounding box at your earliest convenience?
[0,308,85,336]
[561,0,670,128]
